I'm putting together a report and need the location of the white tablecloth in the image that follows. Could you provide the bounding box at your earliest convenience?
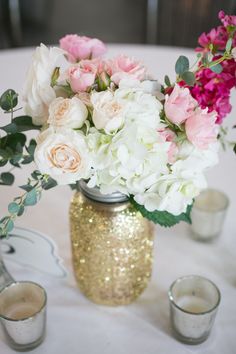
[0,45,236,354]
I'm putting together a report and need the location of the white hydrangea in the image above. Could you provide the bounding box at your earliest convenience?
[88,120,171,196]
[134,142,219,215]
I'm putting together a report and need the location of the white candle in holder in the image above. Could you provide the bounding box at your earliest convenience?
[190,188,229,242]
[168,275,221,344]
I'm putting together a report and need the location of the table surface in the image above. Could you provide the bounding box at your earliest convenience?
[0,44,236,354]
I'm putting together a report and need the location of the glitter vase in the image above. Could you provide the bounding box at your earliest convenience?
[69,180,155,306]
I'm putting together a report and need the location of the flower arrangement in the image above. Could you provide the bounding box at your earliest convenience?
[0,11,235,235]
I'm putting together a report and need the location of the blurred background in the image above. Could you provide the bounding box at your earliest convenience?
[0,0,236,49]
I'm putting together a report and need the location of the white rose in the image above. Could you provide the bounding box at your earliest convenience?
[91,91,126,133]
[48,97,88,129]
[35,127,92,184]
[23,44,64,126]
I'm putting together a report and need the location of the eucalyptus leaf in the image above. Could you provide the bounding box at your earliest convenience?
[31,170,41,180]
[0,159,7,167]
[181,71,196,86]
[24,189,38,206]
[0,172,15,185]
[0,89,18,111]
[226,37,232,53]
[175,56,189,75]
[164,75,171,87]
[0,116,40,134]
[17,205,25,216]
[6,219,14,233]
[8,202,20,214]
[41,177,57,190]
[19,184,34,192]
[210,63,223,74]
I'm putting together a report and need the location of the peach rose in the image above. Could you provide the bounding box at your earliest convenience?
[35,128,92,184]
[48,97,88,128]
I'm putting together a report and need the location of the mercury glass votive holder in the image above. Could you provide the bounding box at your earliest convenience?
[0,281,47,351]
[168,275,221,344]
[190,188,229,242]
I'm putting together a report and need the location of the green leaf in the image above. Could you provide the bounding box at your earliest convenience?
[226,37,232,53]
[233,143,236,154]
[0,133,26,152]
[41,177,57,190]
[26,139,37,156]
[8,202,20,214]
[24,189,38,206]
[1,116,41,133]
[181,71,196,86]
[0,159,7,167]
[210,63,223,74]
[130,197,192,227]
[164,75,171,87]
[0,123,18,134]
[31,170,41,180]
[17,205,25,216]
[6,219,14,233]
[19,184,34,192]
[69,183,79,191]
[0,89,18,111]
[51,67,60,87]
[22,155,34,164]
[175,56,189,75]
[0,172,15,185]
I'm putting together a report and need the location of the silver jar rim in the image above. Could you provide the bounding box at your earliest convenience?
[79,180,129,204]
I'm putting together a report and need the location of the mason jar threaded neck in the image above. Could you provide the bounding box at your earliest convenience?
[78,180,129,204]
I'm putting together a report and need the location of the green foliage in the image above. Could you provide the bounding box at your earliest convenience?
[0,88,39,186]
[51,67,60,87]
[1,116,41,134]
[164,75,171,87]
[0,172,14,185]
[175,56,189,75]
[0,172,57,237]
[181,71,196,86]
[130,197,192,227]
[226,38,232,53]
[210,63,223,74]
[0,89,18,112]
[175,56,195,86]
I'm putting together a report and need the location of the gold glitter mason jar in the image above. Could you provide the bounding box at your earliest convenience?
[69,180,155,306]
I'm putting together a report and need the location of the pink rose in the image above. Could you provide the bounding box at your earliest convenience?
[59,34,106,63]
[159,128,178,163]
[164,84,197,125]
[185,109,218,149]
[68,60,97,92]
[110,55,147,85]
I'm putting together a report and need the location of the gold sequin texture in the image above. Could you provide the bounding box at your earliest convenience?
[70,192,155,306]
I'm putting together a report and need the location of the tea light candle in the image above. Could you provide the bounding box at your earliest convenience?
[0,281,47,351]
[168,275,221,344]
[190,188,229,241]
